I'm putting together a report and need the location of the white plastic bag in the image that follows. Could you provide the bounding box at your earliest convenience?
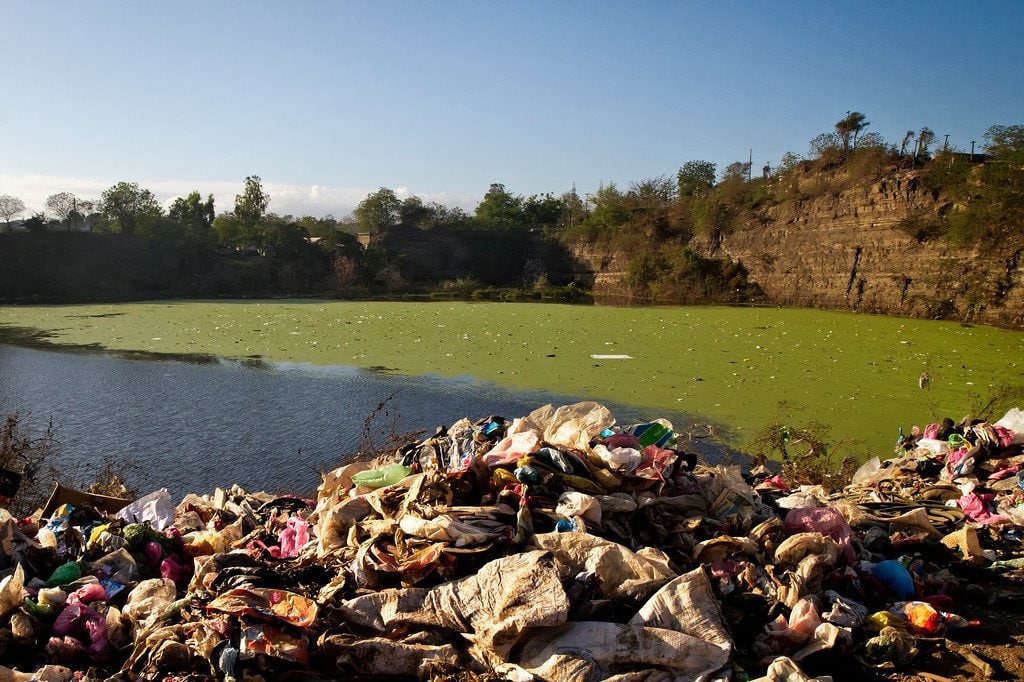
[995,407,1024,444]
[116,489,174,530]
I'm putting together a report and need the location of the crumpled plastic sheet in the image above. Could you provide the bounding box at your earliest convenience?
[116,488,174,530]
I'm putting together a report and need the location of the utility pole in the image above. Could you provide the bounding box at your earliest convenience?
[970,140,976,162]
[943,134,949,153]
[748,148,752,182]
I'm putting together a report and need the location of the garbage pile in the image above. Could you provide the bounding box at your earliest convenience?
[2,401,1024,681]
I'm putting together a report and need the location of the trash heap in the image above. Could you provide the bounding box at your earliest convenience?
[1,401,1024,682]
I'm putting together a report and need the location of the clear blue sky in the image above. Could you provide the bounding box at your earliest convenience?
[2,1,1022,217]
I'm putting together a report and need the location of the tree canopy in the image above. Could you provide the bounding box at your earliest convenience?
[100,182,163,235]
[235,176,270,244]
[677,160,717,198]
[474,183,524,227]
[984,125,1024,160]
[354,188,401,234]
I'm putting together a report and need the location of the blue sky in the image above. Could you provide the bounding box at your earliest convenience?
[2,1,1022,218]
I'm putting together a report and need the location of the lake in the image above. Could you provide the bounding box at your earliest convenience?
[0,342,732,498]
[2,300,1023,473]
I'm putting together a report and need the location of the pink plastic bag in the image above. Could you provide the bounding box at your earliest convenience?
[784,507,855,564]
[958,492,1008,525]
[52,603,108,656]
[279,517,311,558]
[67,583,107,606]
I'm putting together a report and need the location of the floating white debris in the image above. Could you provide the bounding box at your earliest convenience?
[591,354,633,360]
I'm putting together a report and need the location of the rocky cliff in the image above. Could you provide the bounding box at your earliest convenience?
[571,169,1024,328]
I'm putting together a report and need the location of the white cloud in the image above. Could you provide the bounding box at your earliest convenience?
[0,174,481,219]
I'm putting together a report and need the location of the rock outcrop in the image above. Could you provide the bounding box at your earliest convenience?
[569,169,1024,328]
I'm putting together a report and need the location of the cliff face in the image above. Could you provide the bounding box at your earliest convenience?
[570,170,1024,328]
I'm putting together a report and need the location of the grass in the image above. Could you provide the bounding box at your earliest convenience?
[2,300,1023,460]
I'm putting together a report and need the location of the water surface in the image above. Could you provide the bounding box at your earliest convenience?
[0,343,728,498]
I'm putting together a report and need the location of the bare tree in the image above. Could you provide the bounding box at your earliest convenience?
[45,192,79,230]
[0,195,26,230]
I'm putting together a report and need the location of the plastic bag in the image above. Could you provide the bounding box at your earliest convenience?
[522,402,613,453]
[279,516,311,558]
[591,444,641,473]
[871,560,915,600]
[206,588,318,628]
[351,464,412,489]
[850,457,890,487]
[0,563,25,617]
[784,507,855,564]
[52,602,108,656]
[117,489,174,530]
[556,492,602,525]
[994,407,1024,444]
[45,561,82,587]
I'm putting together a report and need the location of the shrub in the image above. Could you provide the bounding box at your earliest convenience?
[751,420,857,488]
[1,413,60,517]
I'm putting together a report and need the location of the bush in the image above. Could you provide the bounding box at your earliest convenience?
[1,413,60,517]
[751,420,857,488]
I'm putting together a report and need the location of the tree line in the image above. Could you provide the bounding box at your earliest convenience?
[1,114,1021,304]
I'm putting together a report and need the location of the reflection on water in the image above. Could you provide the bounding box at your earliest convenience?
[0,343,735,499]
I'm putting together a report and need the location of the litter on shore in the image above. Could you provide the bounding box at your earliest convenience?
[2,401,1024,681]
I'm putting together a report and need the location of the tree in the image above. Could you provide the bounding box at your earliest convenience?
[423,202,469,230]
[584,182,630,235]
[45,192,79,230]
[835,111,869,151]
[235,176,270,244]
[629,176,675,210]
[24,213,48,233]
[899,131,915,159]
[856,132,888,150]
[0,195,25,229]
[474,183,524,227]
[169,191,215,239]
[721,161,751,182]
[984,124,1024,160]
[559,188,584,229]
[296,214,341,238]
[523,193,561,225]
[808,132,844,163]
[677,160,716,198]
[915,127,936,158]
[776,152,802,175]
[100,181,163,235]
[212,214,242,245]
[354,187,401,234]
[399,195,433,229]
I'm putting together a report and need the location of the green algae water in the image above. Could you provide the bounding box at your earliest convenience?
[3,300,1023,458]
